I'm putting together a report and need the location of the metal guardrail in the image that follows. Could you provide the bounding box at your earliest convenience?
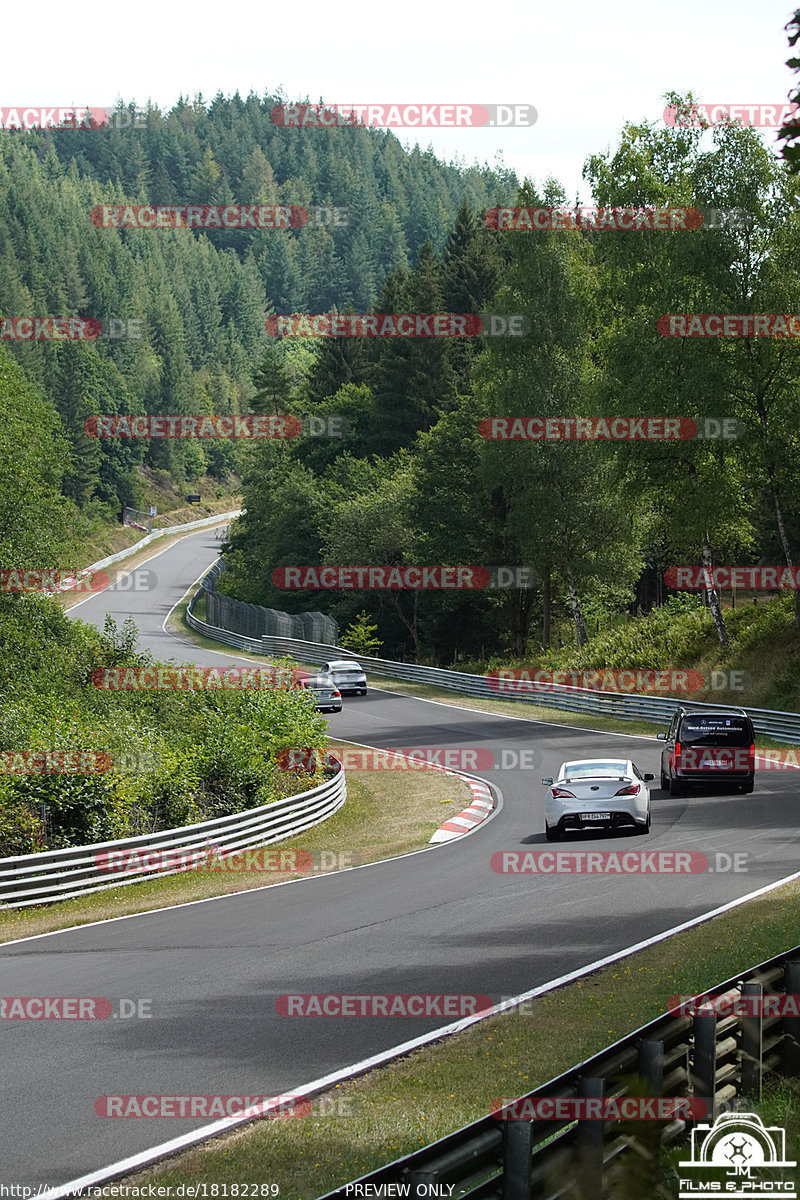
[319,947,800,1200]
[261,635,800,745]
[0,755,345,909]
[186,562,800,744]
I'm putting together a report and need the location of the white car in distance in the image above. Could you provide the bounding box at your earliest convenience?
[542,758,653,841]
[320,659,368,696]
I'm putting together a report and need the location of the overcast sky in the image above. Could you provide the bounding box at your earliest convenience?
[4,0,798,200]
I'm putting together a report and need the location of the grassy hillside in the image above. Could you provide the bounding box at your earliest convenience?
[469,594,800,712]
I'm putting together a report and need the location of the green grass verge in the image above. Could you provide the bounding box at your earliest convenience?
[456,593,800,716]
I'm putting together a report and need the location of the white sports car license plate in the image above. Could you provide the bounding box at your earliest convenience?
[580,812,610,821]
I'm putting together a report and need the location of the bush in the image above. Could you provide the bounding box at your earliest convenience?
[340,611,382,656]
[0,594,331,854]
[0,789,46,856]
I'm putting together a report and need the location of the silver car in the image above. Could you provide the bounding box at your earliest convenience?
[542,758,654,841]
[299,674,342,713]
[320,659,368,696]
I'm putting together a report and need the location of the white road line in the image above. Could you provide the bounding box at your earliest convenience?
[38,542,800,1191]
[66,526,230,613]
[38,862,800,1198]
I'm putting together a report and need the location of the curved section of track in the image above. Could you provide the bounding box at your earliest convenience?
[2,529,798,1186]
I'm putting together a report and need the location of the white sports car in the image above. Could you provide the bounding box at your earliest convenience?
[542,758,653,841]
[320,659,368,696]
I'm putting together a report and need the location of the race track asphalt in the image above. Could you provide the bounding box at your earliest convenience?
[2,529,798,1186]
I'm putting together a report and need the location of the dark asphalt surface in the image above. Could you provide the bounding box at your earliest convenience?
[2,528,799,1187]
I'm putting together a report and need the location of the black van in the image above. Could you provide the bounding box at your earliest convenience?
[658,707,755,796]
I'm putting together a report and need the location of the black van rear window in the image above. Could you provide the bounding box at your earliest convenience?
[680,717,750,747]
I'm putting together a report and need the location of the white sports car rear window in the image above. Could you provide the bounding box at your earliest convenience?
[565,763,628,779]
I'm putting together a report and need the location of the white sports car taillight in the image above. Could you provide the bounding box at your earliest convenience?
[614,783,640,796]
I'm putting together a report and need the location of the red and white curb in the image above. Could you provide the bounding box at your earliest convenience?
[329,741,496,845]
[42,568,97,596]
[430,777,494,843]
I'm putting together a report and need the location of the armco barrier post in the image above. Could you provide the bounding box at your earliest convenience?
[691,1005,717,1120]
[782,962,800,1076]
[632,1040,668,1192]
[406,1168,438,1193]
[637,1039,664,1095]
[502,1118,533,1200]
[575,1077,604,1198]
[740,981,763,1098]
